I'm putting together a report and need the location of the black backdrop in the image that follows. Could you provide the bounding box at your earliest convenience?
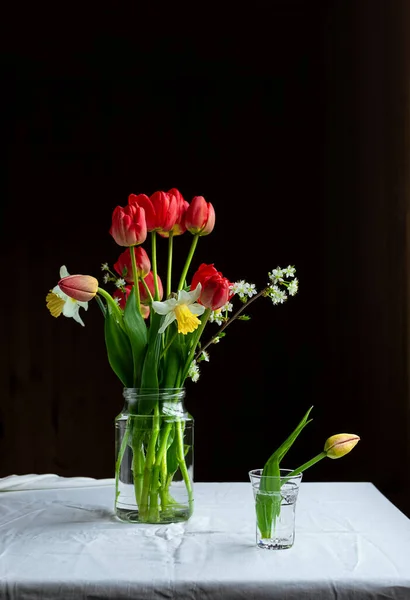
[2,1,410,517]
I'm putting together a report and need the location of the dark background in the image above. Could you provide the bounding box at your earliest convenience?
[2,1,410,517]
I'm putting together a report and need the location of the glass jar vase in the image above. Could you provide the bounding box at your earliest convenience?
[115,388,194,524]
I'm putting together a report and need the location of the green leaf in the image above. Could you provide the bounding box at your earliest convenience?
[256,408,314,540]
[263,406,314,480]
[123,287,148,387]
[257,459,280,538]
[256,488,281,539]
[104,305,134,387]
[95,295,107,317]
[140,311,163,391]
[162,332,184,387]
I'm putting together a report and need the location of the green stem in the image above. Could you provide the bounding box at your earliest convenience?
[141,276,154,304]
[130,246,141,315]
[139,403,160,520]
[151,232,160,300]
[286,452,327,478]
[160,331,178,359]
[166,232,174,298]
[177,234,199,291]
[160,453,168,508]
[180,309,211,383]
[97,287,124,325]
[151,423,173,513]
[95,295,107,317]
[176,420,193,517]
[115,422,131,502]
[155,424,172,468]
[195,287,269,360]
[131,425,145,506]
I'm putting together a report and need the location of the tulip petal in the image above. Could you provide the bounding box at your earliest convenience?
[47,269,88,326]
[324,434,360,459]
[201,202,216,235]
[52,284,66,299]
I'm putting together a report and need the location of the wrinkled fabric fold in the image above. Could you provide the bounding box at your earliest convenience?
[0,473,114,491]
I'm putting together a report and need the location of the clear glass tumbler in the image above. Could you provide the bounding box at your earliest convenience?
[249,468,303,550]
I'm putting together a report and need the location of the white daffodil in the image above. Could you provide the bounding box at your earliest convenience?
[46,265,89,327]
[152,284,205,334]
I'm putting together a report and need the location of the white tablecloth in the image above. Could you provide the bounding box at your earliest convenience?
[0,476,409,599]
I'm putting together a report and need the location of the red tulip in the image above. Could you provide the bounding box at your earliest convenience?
[58,274,99,302]
[113,286,150,318]
[109,204,147,247]
[190,263,232,310]
[139,271,164,304]
[139,303,150,319]
[184,196,215,236]
[114,247,151,283]
[129,191,178,233]
[159,188,189,237]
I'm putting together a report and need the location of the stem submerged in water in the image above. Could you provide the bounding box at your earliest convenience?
[115,390,193,523]
[176,421,194,517]
[139,404,161,521]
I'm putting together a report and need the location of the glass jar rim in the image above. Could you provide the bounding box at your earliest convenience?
[248,468,303,481]
[123,387,185,392]
[122,387,186,403]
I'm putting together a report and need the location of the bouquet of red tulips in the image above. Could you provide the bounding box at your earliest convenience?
[46,188,298,523]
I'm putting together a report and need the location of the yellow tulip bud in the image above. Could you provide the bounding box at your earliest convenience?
[324,434,360,459]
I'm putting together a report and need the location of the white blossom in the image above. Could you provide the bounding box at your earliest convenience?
[288,278,299,296]
[201,351,209,362]
[283,265,296,278]
[209,301,233,326]
[267,284,288,305]
[103,273,110,284]
[209,309,224,325]
[269,268,285,284]
[101,262,109,271]
[115,278,126,288]
[188,360,200,382]
[222,301,233,313]
[230,280,257,299]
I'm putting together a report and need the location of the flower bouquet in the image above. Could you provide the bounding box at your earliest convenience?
[46,189,298,523]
